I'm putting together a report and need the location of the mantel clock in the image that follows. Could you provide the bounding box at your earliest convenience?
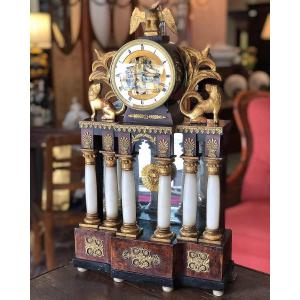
[73,2,234,297]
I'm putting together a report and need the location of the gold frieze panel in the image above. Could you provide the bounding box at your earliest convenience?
[158,139,169,157]
[206,138,218,158]
[187,250,210,273]
[85,236,104,258]
[103,134,113,151]
[122,247,160,269]
[82,131,93,149]
[132,133,156,144]
[119,136,130,154]
[183,137,196,156]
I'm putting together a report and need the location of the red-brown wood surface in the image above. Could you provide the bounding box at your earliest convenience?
[111,237,174,278]
[75,228,113,264]
[182,231,231,281]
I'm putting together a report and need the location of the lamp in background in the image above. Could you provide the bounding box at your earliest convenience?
[30,12,51,50]
[261,14,270,40]
[30,12,53,126]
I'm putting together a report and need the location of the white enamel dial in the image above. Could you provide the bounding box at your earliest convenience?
[110,39,176,110]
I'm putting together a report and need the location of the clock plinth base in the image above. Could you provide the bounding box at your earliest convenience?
[73,225,234,295]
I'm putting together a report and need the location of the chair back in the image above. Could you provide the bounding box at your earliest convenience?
[43,133,84,212]
[226,91,270,205]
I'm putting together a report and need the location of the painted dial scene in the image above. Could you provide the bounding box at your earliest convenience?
[111,39,175,110]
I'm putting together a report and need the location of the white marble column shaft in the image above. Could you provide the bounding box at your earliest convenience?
[121,170,136,224]
[206,174,220,230]
[157,175,172,228]
[85,164,98,214]
[105,165,119,219]
[182,173,198,227]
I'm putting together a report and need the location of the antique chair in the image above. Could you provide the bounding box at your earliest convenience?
[31,133,85,270]
[225,91,270,273]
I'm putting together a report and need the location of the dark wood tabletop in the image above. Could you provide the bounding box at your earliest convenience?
[31,263,269,300]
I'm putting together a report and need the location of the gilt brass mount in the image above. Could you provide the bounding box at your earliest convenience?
[150,227,176,244]
[117,223,143,239]
[81,149,97,165]
[205,157,222,175]
[178,225,198,242]
[99,217,121,232]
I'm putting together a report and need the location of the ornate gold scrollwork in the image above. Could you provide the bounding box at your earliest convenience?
[81,149,96,165]
[82,131,93,149]
[158,139,169,157]
[128,113,166,120]
[183,156,198,174]
[205,157,222,175]
[206,138,218,158]
[131,133,157,144]
[187,250,210,273]
[122,247,160,269]
[141,163,160,192]
[103,134,113,151]
[179,46,222,124]
[183,138,196,156]
[88,50,125,121]
[102,152,116,167]
[85,236,104,258]
[119,155,134,171]
[155,157,174,176]
[119,136,130,154]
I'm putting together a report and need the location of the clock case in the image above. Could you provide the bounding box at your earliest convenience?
[73,6,234,296]
[120,35,187,126]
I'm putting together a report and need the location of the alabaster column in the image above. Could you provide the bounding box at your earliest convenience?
[101,152,120,230]
[151,157,175,243]
[81,149,100,226]
[117,155,142,238]
[178,156,199,241]
[203,158,222,241]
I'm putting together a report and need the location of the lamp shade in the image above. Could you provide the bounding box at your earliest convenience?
[261,14,270,40]
[30,12,51,49]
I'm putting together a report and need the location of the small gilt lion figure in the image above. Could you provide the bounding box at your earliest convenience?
[180,83,222,124]
[88,83,124,122]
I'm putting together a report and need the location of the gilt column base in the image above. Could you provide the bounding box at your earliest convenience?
[99,217,121,232]
[79,213,100,229]
[116,223,143,239]
[199,228,223,245]
[150,227,175,244]
[177,225,198,242]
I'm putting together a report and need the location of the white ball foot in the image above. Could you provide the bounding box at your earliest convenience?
[113,277,124,283]
[162,286,173,293]
[77,267,87,273]
[213,290,224,297]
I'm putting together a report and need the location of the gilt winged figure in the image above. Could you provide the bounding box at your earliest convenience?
[130,1,177,36]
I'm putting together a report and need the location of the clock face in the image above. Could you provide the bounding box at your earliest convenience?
[110,39,176,111]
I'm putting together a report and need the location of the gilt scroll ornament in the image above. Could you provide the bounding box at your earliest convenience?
[187,250,210,273]
[122,247,160,269]
[183,138,196,156]
[85,236,104,258]
[103,134,113,151]
[179,46,222,124]
[119,136,130,154]
[141,163,160,192]
[158,139,169,157]
[206,138,218,158]
[88,50,125,121]
[82,131,93,149]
